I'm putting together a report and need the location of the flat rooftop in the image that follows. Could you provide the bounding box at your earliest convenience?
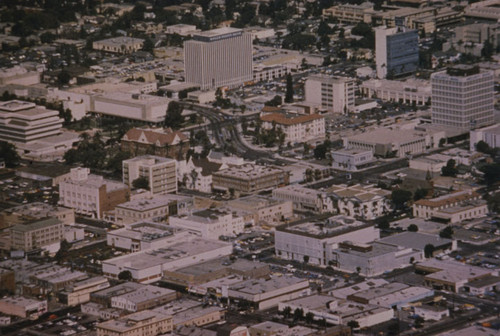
[377,232,453,250]
[117,195,188,211]
[229,276,307,295]
[347,128,425,145]
[278,215,370,238]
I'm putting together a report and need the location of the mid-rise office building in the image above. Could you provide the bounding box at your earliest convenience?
[375,26,419,79]
[184,27,253,90]
[123,155,177,194]
[431,65,494,131]
[0,100,62,143]
[59,168,130,219]
[304,76,355,114]
[9,218,64,252]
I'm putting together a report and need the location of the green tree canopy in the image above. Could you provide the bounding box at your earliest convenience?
[132,176,149,190]
[0,141,20,168]
[439,226,454,239]
[391,189,412,210]
[408,224,419,232]
[285,73,294,103]
[165,101,184,130]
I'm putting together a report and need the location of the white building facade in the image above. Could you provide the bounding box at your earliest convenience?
[305,76,355,114]
[123,155,177,194]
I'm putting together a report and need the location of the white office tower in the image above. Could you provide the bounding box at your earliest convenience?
[305,75,355,114]
[432,65,494,131]
[375,26,419,79]
[184,27,253,90]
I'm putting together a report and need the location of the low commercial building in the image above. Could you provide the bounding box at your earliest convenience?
[331,149,376,172]
[165,24,199,36]
[414,304,450,321]
[153,299,224,328]
[416,259,495,293]
[272,185,331,213]
[275,216,379,266]
[409,154,449,173]
[169,208,245,240]
[121,127,190,160]
[91,282,145,308]
[344,128,435,158]
[329,241,422,277]
[322,2,376,24]
[412,190,488,223]
[227,195,293,226]
[212,164,289,194]
[225,276,310,310]
[0,66,40,86]
[462,275,500,296]
[376,232,456,256]
[470,124,500,151]
[9,218,64,253]
[96,310,173,336]
[93,37,144,54]
[0,296,47,319]
[279,295,394,329]
[123,155,177,194]
[111,285,177,312]
[59,168,130,219]
[102,238,232,283]
[114,194,192,225]
[2,202,74,227]
[249,321,327,336]
[360,78,431,105]
[260,113,325,143]
[15,163,71,187]
[346,282,434,309]
[58,276,110,306]
[93,93,170,124]
[327,184,392,220]
[107,222,192,252]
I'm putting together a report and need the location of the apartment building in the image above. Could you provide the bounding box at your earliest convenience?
[322,2,376,24]
[227,195,293,226]
[59,168,130,219]
[9,218,64,252]
[327,184,392,220]
[212,164,289,194]
[376,26,419,79]
[260,112,325,143]
[0,100,63,143]
[114,194,193,225]
[169,208,245,240]
[123,155,177,194]
[412,190,488,223]
[93,37,144,54]
[184,27,253,90]
[275,216,379,266]
[121,127,190,160]
[431,65,494,131]
[304,76,355,114]
[96,310,173,336]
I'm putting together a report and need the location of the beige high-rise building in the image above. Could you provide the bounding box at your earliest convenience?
[184,27,253,90]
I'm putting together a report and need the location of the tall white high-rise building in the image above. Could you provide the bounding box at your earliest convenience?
[304,75,355,114]
[431,65,494,131]
[375,26,419,79]
[184,27,253,90]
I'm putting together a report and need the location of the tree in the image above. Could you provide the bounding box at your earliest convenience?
[414,188,429,201]
[481,39,494,59]
[305,312,315,324]
[414,316,425,328]
[481,163,500,186]
[424,244,435,258]
[475,140,491,154]
[408,224,419,232]
[265,95,282,107]
[0,141,20,167]
[391,189,412,210]
[165,101,184,130]
[132,176,149,190]
[303,255,309,264]
[142,37,154,53]
[314,143,328,159]
[282,306,292,319]
[293,307,304,321]
[441,159,458,177]
[439,226,454,239]
[54,239,71,262]
[57,70,71,86]
[285,73,294,103]
[347,320,360,330]
[118,270,133,281]
[377,218,390,230]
